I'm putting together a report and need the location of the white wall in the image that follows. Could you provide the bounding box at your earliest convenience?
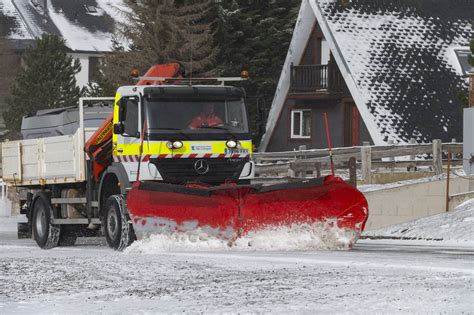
[69,53,90,89]
[69,53,103,89]
[364,177,470,230]
[463,108,474,175]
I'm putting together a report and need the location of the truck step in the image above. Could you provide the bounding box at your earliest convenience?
[51,218,101,225]
[51,198,98,208]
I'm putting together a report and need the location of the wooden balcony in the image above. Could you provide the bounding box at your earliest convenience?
[289,63,347,98]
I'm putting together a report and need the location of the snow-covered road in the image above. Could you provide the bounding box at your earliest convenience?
[0,237,472,313]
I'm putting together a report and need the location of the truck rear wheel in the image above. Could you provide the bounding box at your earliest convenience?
[32,193,60,249]
[104,195,134,251]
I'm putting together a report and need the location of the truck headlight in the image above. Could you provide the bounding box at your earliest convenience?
[226,140,238,149]
[167,141,183,149]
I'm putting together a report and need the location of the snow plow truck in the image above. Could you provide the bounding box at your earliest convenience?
[1,63,368,250]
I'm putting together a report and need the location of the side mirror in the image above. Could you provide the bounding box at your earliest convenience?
[117,97,127,108]
[117,98,127,122]
[113,123,124,135]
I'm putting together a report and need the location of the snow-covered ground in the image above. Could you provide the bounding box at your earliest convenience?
[364,199,474,247]
[1,198,473,313]
[0,238,472,314]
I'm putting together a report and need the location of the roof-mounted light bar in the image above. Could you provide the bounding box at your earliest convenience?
[134,76,248,86]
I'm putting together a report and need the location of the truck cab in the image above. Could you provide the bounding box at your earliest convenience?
[112,84,255,185]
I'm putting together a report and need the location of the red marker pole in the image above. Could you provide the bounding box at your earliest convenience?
[136,119,148,182]
[324,112,335,176]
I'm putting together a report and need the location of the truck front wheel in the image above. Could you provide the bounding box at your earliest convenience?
[104,195,134,251]
[32,193,60,249]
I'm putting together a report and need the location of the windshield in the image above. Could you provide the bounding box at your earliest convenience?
[144,98,249,139]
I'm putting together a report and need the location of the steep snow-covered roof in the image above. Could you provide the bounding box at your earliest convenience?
[1,0,126,52]
[260,0,472,150]
[47,0,127,52]
[0,0,33,39]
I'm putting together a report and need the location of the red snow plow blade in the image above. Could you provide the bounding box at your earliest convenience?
[126,176,368,246]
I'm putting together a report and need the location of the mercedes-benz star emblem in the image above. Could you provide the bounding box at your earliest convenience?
[194,159,209,175]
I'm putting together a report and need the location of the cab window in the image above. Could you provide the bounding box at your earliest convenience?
[123,98,139,137]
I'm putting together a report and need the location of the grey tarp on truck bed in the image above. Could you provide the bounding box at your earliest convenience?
[21,104,113,139]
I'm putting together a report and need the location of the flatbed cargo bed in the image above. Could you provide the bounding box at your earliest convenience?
[1,98,114,186]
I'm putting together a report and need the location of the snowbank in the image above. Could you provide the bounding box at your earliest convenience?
[364,199,474,245]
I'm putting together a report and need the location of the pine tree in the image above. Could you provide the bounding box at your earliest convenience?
[0,37,21,136]
[217,0,299,140]
[98,0,217,93]
[4,34,82,131]
[96,0,299,142]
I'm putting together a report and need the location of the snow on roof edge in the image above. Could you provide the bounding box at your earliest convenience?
[260,0,386,152]
[43,1,127,52]
[309,0,385,145]
[2,0,35,39]
[259,0,316,151]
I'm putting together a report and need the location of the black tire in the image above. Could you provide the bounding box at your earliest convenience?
[104,195,134,251]
[32,193,60,249]
[58,226,78,247]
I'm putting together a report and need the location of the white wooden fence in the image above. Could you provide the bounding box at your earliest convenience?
[253,140,463,185]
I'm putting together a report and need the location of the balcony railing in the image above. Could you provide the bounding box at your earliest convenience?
[290,63,345,93]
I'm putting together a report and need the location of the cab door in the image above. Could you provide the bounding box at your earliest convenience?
[114,95,142,162]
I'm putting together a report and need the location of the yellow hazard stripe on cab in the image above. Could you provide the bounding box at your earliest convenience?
[114,140,253,157]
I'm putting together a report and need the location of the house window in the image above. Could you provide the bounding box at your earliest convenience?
[123,98,139,137]
[291,110,311,138]
[85,5,98,13]
[454,49,474,76]
[321,39,330,65]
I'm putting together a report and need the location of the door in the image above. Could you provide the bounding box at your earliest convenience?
[321,39,330,65]
[343,102,360,147]
[115,95,142,166]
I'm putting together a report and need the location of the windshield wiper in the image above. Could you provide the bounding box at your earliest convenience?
[148,127,190,139]
[198,126,228,130]
[151,127,182,131]
[197,126,237,138]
